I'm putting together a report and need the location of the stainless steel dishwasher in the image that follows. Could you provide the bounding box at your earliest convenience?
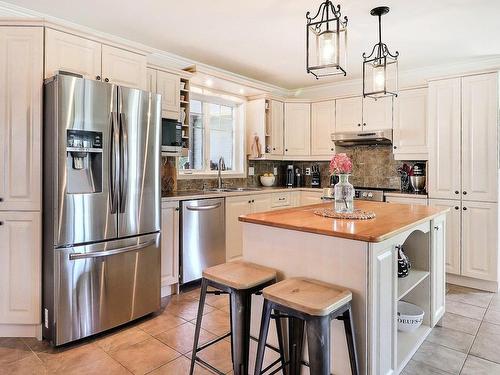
[180,198,226,284]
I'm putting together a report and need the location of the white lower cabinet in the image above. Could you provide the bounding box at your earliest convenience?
[461,201,498,281]
[161,202,180,295]
[300,190,323,206]
[0,211,41,324]
[226,195,273,261]
[429,199,461,275]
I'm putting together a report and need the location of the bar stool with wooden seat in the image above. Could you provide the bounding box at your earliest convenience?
[254,277,359,375]
[190,261,286,375]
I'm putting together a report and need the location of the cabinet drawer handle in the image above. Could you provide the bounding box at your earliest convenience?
[104,78,109,83]
[278,197,286,201]
[96,75,101,81]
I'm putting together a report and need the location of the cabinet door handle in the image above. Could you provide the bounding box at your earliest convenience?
[357,123,361,127]
[330,148,334,151]
[393,146,397,149]
[252,200,255,203]
[104,78,109,82]
[454,206,459,210]
[463,191,467,195]
[273,147,276,151]
[0,197,3,202]
[248,200,251,204]
[434,226,439,230]
[0,221,3,226]
[175,207,180,211]
[96,75,101,81]
[285,149,288,152]
[454,190,459,195]
[363,123,366,126]
[463,207,467,211]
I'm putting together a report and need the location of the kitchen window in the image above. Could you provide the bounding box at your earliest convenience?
[178,92,245,178]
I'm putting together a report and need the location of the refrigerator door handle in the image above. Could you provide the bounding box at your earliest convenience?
[110,112,120,214]
[69,238,156,260]
[119,112,129,214]
[186,203,222,211]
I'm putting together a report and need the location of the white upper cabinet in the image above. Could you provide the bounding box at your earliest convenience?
[146,68,157,93]
[335,96,362,132]
[311,100,335,155]
[45,28,101,80]
[428,78,462,200]
[156,70,180,120]
[362,96,393,131]
[284,102,311,156]
[429,199,461,275]
[461,201,498,281]
[268,100,284,155]
[461,73,498,202]
[393,88,428,160]
[0,27,43,211]
[101,45,147,90]
[0,211,41,324]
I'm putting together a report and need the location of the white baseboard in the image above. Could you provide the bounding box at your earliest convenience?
[447,273,499,292]
[161,284,179,298]
[0,324,42,338]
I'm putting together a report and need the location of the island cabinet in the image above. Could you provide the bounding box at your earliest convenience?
[161,201,180,297]
[240,201,447,375]
[392,88,428,160]
[45,28,147,90]
[284,102,311,156]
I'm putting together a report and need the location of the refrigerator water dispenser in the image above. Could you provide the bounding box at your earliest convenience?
[66,130,103,193]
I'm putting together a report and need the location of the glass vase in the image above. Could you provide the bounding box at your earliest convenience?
[334,174,354,213]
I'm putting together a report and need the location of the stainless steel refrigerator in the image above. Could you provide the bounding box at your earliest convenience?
[42,74,162,346]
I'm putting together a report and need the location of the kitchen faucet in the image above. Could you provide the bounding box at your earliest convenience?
[217,156,225,189]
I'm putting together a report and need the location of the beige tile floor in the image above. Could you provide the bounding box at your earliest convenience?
[1,284,499,375]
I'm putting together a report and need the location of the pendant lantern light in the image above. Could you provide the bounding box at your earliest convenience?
[362,6,399,99]
[306,1,348,79]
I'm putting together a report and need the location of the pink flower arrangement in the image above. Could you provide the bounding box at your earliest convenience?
[329,153,353,175]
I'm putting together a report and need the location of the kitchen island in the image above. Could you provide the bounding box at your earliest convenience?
[240,201,448,375]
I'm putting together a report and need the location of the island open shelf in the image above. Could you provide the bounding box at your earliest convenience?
[398,269,430,300]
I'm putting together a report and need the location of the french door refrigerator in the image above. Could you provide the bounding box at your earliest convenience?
[42,74,162,346]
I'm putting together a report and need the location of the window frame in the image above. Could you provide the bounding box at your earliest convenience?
[177,92,246,179]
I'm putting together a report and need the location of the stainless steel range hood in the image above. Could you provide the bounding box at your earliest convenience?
[331,129,393,146]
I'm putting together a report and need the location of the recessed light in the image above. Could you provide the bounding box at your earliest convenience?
[239,88,245,95]
[205,79,214,87]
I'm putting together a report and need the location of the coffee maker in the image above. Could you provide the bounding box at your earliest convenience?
[311,164,321,188]
[286,165,294,188]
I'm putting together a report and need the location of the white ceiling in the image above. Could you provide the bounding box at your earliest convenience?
[5,0,500,89]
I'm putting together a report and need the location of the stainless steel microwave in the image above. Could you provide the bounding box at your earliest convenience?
[161,118,182,155]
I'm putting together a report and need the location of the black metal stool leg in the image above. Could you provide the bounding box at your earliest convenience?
[342,307,359,375]
[230,289,252,375]
[306,316,331,375]
[190,278,209,375]
[288,317,305,375]
[273,310,287,375]
[254,299,273,375]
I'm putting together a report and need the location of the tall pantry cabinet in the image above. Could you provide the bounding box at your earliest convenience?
[428,72,499,285]
[0,27,43,336]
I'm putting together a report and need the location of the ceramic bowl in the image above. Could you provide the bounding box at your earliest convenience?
[397,301,424,332]
[260,175,276,187]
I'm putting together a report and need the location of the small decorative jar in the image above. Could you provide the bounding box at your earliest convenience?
[334,174,354,213]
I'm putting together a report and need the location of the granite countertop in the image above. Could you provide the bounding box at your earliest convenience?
[239,201,447,243]
[161,186,324,202]
[384,191,428,198]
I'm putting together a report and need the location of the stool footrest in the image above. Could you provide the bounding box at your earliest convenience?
[194,331,231,353]
[194,356,226,375]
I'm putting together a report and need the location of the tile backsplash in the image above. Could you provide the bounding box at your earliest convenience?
[161,146,421,195]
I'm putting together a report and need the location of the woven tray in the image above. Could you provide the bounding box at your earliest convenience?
[314,208,376,220]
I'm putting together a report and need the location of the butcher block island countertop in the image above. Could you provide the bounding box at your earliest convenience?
[240,201,448,375]
[239,200,448,242]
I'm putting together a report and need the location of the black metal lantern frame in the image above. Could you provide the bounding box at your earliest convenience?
[362,6,399,99]
[306,1,348,79]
